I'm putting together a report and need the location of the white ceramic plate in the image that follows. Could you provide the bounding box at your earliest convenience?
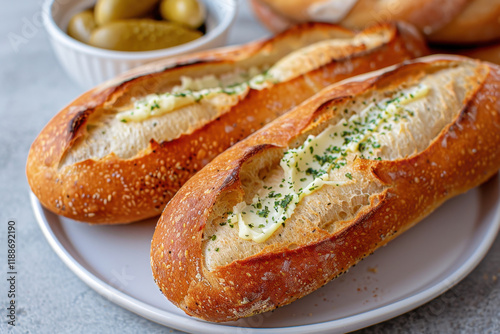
[31,174,500,334]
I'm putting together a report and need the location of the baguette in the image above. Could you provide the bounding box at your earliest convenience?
[150,55,500,322]
[26,22,427,224]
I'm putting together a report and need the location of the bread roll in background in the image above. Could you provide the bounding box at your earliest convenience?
[427,0,500,44]
[251,0,500,45]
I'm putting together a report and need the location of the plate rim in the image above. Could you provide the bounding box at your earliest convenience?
[30,187,500,334]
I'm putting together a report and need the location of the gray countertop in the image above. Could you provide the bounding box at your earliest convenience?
[1,0,499,333]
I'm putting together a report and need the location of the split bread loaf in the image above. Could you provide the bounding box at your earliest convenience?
[151,55,500,322]
[26,22,427,224]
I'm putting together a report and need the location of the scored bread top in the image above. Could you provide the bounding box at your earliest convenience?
[202,61,483,269]
[62,25,393,165]
[151,56,500,321]
[27,22,427,224]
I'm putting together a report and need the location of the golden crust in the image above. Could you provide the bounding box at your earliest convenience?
[26,22,427,224]
[150,56,500,322]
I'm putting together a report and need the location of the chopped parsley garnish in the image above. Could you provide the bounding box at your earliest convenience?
[231,86,427,241]
[306,167,322,178]
[150,101,160,110]
[279,195,294,209]
[268,191,281,198]
[257,206,270,218]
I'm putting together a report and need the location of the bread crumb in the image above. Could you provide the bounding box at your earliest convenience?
[368,266,378,273]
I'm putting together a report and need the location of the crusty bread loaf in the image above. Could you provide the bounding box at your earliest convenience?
[26,22,427,224]
[251,0,500,45]
[150,55,500,322]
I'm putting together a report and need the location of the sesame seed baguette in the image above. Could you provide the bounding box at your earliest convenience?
[151,55,500,322]
[26,21,427,224]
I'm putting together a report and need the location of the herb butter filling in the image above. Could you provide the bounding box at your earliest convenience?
[116,67,271,122]
[228,84,430,243]
[115,31,390,122]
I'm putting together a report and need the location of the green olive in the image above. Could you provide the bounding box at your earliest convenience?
[89,19,202,51]
[160,0,206,29]
[95,0,160,25]
[67,9,96,44]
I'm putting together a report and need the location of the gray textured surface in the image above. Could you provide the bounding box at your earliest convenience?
[0,0,499,333]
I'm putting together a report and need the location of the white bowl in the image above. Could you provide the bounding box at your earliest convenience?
[43,0,237,89]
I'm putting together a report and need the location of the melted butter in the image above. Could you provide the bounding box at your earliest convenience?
[229,84,430,243]
[116,67,266,122]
